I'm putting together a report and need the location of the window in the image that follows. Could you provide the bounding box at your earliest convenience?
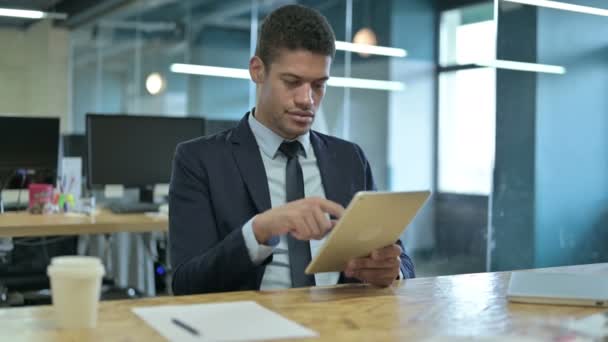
[438,3,495,195]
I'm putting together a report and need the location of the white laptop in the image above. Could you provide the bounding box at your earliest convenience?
[507,271,608,307]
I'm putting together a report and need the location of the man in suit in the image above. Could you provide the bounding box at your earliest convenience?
[169,4,414,295]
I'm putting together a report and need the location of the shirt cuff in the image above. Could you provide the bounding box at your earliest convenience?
[242,217,277,265]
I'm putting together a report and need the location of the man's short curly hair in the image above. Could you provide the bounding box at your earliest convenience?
[256,4,336,68]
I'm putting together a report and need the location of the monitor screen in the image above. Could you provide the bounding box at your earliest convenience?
[86,114,205,188]
[0,116,60,188]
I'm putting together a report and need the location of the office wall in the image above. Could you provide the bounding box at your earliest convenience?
[534,2,608,266]
[389,0,436,252]
[0,27,26,114]
[0,20,69,132]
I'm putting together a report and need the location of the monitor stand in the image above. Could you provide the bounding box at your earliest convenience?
[139,185,155,203]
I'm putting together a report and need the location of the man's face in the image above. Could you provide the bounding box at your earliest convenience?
[250,49,331,140]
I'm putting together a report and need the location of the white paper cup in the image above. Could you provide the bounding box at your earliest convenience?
[47,256,105,329]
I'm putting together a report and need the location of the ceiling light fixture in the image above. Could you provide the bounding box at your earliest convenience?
[0,8,67,20]
[145,72,166,95]
[475,59,566,74]
[170,63,406,91]
[335,41,407,58]
[502,0,608,17]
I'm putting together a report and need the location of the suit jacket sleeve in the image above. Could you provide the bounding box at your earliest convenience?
[339,144,416,283]
[169,143,265,295]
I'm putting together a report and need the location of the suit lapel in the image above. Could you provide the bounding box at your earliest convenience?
[310,131,349,208]
[230,113,272,213]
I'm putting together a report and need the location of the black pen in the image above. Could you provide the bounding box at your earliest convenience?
[171,318,200,336]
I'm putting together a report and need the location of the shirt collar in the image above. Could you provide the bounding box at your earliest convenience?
[248,108,310,159]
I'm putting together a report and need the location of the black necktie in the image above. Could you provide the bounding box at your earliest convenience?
[279,141,316,287]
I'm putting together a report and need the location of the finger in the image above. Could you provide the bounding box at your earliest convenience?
[371,244,401,259]
[354,269,399,283]
[275,215,297,235]
[348,256,400,270]
[304,214,321,239]
[316,199,345,219]
[344,258,363,276]
[299,215,315,239]
[355,269,398,286]
[371,244,402,261]
[361,275,396,287]
[274,224,291,236]
[312,207,332,237]
[290,217,311,240]
[370,276,397,287]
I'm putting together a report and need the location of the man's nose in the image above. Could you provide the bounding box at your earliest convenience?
[294,84,313,109]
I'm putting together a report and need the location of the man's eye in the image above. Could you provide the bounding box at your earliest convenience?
[284,80,299,86]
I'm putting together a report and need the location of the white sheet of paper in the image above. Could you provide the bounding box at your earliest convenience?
[423,336,557,342]
[132,300,318,342]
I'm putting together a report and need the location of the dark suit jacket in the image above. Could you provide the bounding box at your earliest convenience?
[169,112,415,295]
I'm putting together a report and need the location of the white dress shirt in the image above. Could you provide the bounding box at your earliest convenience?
[241,112,340,290]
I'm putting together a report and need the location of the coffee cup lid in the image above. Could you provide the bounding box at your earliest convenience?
[47,256,105,278]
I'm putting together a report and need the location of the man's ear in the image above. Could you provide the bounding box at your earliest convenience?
[249,56,266,84]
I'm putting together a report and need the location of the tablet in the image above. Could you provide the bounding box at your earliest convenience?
[507,271,608,307]
[305,190,431,274]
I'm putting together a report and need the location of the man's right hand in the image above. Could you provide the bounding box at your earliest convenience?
[252,197,345,244]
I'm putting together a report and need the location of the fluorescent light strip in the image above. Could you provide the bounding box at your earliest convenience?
[327,77,406,91]
[170,64,250,79]
[335,41,407,58]
[0,8,44,19]
[0,8,67,20]
[502,0,608,16]
[170,63,406,91]
[474,59,566,74]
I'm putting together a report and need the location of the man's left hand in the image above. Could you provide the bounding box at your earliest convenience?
[343,244,402,287]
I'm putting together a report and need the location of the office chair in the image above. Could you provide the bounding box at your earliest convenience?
[0,236,79,306]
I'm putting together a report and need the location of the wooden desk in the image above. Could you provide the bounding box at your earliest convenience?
[2,263,607,341]
[0,210,168,238]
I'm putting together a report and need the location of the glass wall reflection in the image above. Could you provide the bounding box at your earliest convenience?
[490,0,608,271]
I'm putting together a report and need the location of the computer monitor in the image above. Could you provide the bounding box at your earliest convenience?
[86,114,205,202]
[0,116,60,190]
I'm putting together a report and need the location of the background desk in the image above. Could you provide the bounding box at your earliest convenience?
[1,263,607,341]
[0,210,168,296]
[0,210,168,238]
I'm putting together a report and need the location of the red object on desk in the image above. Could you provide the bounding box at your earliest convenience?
[28,183,54,214]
